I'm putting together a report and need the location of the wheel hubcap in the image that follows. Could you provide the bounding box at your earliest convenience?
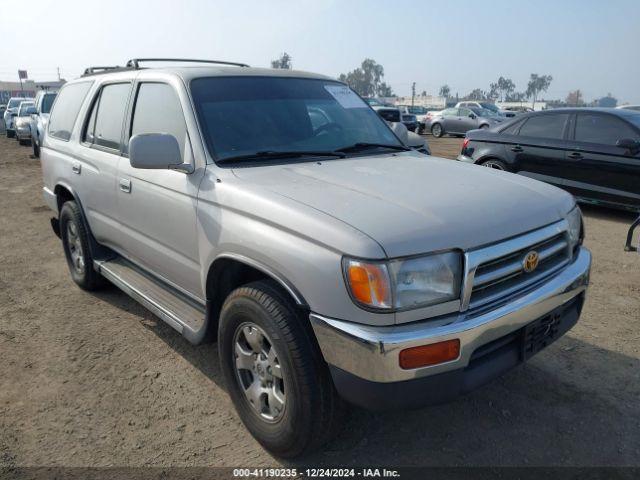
[482,161,505,170]
[433,125,441,136]
[233,323,286,422]
[66,221,85,274]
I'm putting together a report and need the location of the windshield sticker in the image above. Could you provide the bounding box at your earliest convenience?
[324,85,367,109]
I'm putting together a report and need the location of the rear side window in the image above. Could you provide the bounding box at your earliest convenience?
[84,83,131,150]
[48,82,92,141]
[130,83,187,158]
[574,114,639,145]
[518,114,569,140]
[41,93,56,114]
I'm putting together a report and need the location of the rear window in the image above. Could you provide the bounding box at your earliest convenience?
[378,109,401,122]
[48,82,93,141]
[517,114,569,140]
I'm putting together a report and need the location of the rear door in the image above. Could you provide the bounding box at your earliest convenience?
[507,113,571,187]
[116,81,204,298]
[440,108,460,133]
[565,112,640,208]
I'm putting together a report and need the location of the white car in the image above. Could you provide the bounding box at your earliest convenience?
[617,105,640,112]
[3,97,30,137]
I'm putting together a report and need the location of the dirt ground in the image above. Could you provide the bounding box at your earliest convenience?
[1,131,639,469]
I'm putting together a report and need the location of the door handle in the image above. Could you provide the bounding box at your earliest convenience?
[71,162,81,174]
[119,178,131,193]
[568,152,583,160]
[511,145,523,153]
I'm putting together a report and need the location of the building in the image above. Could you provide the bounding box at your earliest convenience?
[393,95,446,109]
[0,79,65,105]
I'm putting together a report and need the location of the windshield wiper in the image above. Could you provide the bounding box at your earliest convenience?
[217,150,346,164]
[335,142,411,153]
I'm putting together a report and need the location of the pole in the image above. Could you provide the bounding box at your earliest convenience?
[57,67,61,81]
[411,82,416,108]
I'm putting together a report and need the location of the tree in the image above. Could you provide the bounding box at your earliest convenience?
[271,52,292,69]
[466,88,486,100]
[421,90,427,97]
[488,82,499,100]
[506,91,527,102]
[566,89,584,107]
[439,84,451,99]
[598,93,617,108]
[526,74,553,108]
[496,77,516,102]
[338,59,392,97]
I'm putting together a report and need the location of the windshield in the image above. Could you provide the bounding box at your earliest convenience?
[41,93,57,113]
[8,99,25,108]
[480,102,499,113]
[406,106,427,114]
[191,77,401,163]
[18,103,34,115]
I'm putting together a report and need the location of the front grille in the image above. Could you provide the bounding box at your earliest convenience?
[469,231,570,310]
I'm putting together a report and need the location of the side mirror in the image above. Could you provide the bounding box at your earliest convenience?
[616,138,640,154]
[129,133,192,173]
[469,113,476,119]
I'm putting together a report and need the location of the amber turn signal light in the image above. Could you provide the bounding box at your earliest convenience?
[399,339,460,369]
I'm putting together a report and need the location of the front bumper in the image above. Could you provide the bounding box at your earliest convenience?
[311,247,591,408]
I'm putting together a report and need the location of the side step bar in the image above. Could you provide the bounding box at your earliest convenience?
[94,257,211,344]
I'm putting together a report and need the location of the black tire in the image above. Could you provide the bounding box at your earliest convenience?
[6,130,14,138]
[218,280,345,458]
[479,158,508,171]
[59,201,104,291]
[18,138,31,146]
[32,139,40,158]
[431,123,444,138]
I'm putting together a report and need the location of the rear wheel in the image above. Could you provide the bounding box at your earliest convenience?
[59,201,104,291]
[480,159,507,171]
[218,280,345,458]
[431,123,444,138]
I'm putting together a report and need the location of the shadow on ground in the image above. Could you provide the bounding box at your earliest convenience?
[95,287,639,466]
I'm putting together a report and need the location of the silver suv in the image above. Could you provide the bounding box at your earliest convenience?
[41,58,591,458]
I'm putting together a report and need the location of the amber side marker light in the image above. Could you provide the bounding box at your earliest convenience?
[399,339,461,369]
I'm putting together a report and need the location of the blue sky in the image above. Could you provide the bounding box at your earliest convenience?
[1,0,639,103]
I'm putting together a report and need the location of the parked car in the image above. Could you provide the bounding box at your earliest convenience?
[503,106,535,116]
[3,96,30,138]
[30,91,58,157]
[429,106,503,137]
[401,113,418,132]
[617,104,640,112]
[371,106,429,153]
[458,108,640,211]
[41,59,590,457]
[456,101,508,117]
[14,101,36,145]
[398,105,431,133]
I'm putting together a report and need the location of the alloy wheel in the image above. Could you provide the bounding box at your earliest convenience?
[66,221,85,274]
[233,323,286,422]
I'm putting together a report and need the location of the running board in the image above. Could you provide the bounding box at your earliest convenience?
[94,257,209,344]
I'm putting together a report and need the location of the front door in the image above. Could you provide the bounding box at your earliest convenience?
[115,81,204,299]
[564,112,640,208]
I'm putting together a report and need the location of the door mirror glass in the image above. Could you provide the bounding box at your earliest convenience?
[129,133,182,169]
[469,113,476,119]
[616,138,640,153]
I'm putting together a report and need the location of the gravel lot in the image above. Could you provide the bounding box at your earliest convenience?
[1,132,639,468]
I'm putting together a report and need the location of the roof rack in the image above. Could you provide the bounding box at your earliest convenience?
[82,66,131,77]
[125,58,250,69]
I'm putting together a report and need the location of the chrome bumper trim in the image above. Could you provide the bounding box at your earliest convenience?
[311,247,591,383]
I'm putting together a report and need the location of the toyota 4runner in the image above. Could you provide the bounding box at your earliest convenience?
[41,58,591,458]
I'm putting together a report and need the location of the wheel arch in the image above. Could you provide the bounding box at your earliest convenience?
[201,254,309,342]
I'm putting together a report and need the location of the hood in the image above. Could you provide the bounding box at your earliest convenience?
[231,153,575,258]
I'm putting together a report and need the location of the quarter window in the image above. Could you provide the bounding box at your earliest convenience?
[574,114,638,146]
[130,83,187,158]
[48,82,93,141]
[518,114,569,140]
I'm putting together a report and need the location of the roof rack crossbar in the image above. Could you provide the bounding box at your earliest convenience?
[126,58,250,69]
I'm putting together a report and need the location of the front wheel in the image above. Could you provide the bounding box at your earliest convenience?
[431,123,444,138]
[32,139,40,158]
[218,280,345,458]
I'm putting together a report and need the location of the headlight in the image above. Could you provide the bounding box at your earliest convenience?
[566,205,583,250]
[343,251,462,311]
